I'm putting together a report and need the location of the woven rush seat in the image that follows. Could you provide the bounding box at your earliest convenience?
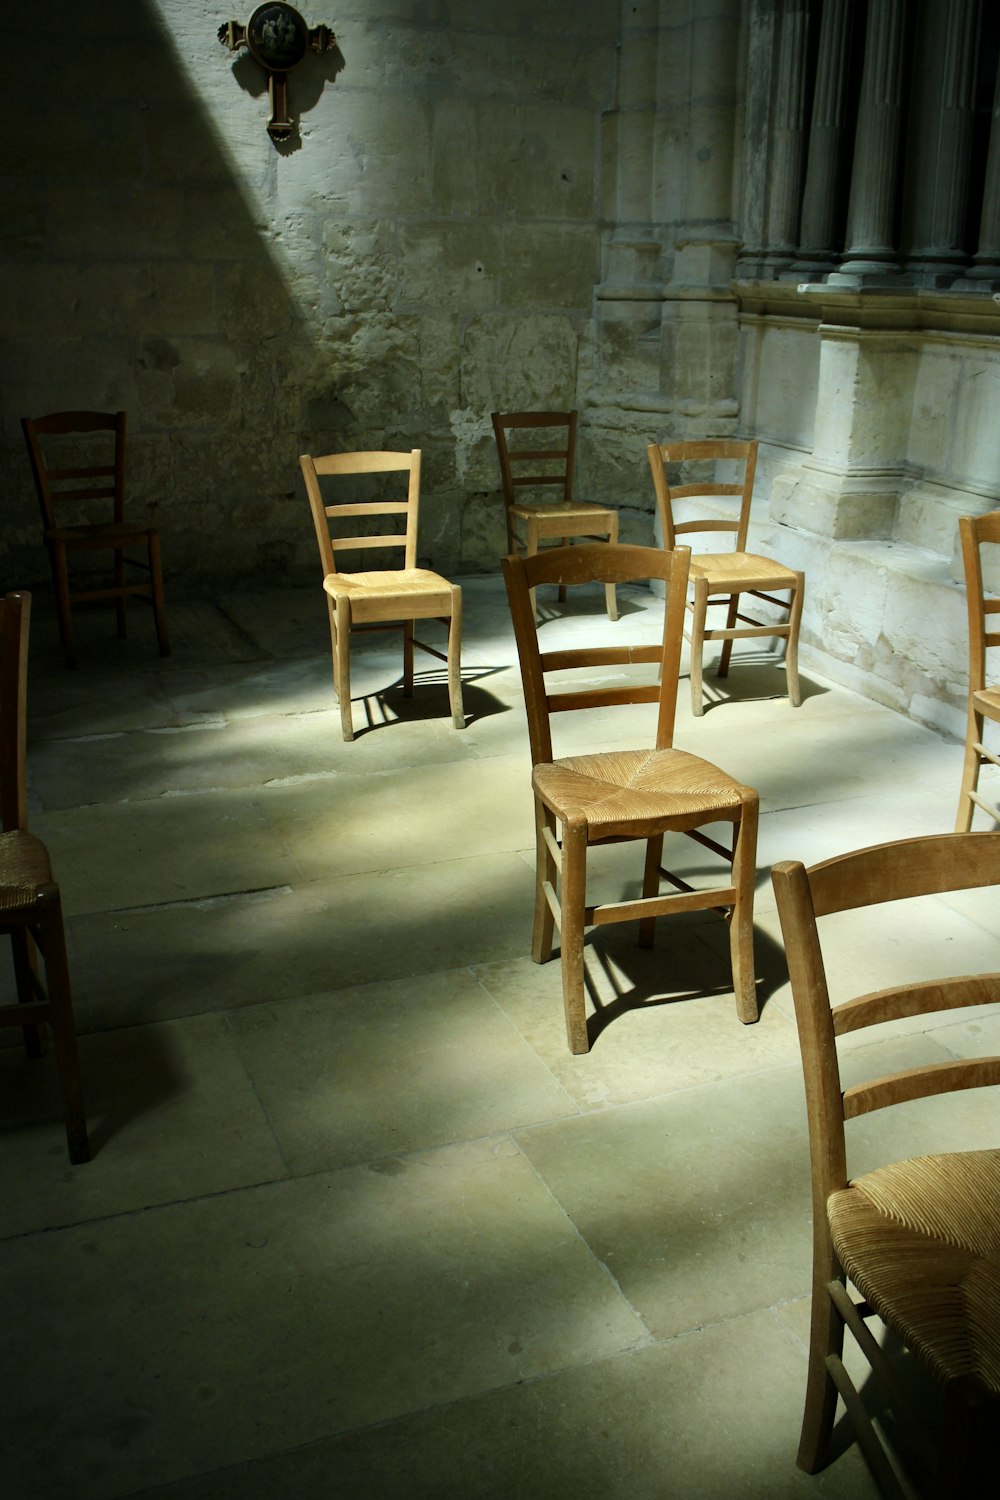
[510,498,617,534]
[323,568,454,615]
[691,551,801,590]
[830,1149,1000,1395]
[0,830,54,905]
[533,748,751,838]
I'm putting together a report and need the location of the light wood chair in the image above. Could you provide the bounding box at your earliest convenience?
[300,448,464,742]
[647,438,804,715]
[955,510,1000,832]
[772,832,1000,1499]
[0,592,89,1163]
[21,411,170,669]
[502,541,759,1054]
[492,410,619,620]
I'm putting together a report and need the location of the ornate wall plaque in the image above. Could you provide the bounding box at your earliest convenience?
[219,4,336,142]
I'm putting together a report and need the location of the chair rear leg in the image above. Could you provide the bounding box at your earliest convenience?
[149,533,171,656]
[729,796,759,1023]
[39,890,89,1164]
[402,620,414,698]
[115,549,127,638]
[51,541,77,668]
[335,598,354,741]
[447,590,465,729]
[717,594,739,678]
[604,513,619,621]
[785,573,804,707]
[956,705,984,831]
[689,578,709,715]
[558,537,568,603]
[532,799,557,964]
[638,833,664,948]
[11,927,44,1056]
[797,1266,846,1474]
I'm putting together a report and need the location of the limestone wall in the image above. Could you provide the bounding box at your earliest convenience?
[1,0,621,597]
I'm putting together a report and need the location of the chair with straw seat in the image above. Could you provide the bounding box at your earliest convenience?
[0,591,89,1163]
[21,410,170,669]
[503,541,759,1054]
[492,410,619,620]
[300,448,464,742]
[772,831,1000,1498]
[647,437,804,715]
[955,509,1000,832]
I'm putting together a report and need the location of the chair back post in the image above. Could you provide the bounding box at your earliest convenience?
[299,449,422,578]
[21,411,125,530]
[0,592,30,834]
[647,438,758,553]
[501,542,689,767]
[959,511,1000,697]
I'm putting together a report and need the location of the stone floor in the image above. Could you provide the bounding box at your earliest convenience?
[2,574,998,1500]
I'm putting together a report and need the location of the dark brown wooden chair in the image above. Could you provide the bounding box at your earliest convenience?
[300,448,464,742]
[492,411,619,620]
[21,410,170,668]
[772,832,1000,1498]
[955,509,1000,831]
[503,541,759,1053]
[0,591,89,1163]
[647,438,804,714]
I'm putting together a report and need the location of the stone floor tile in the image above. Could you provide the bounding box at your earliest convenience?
[0,1139,646,1500]
[31,787,303,916]
[514,1066,820,1339]
[0,1013,285,1237]
[228,969,576,1172]
[139,1313,877,1500]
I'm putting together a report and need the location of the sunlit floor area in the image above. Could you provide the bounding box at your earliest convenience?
[2,574,997,1499]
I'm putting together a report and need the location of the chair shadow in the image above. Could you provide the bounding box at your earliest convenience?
[348,664,510,737]
[693,655,828,713]
[579,909,790,1051]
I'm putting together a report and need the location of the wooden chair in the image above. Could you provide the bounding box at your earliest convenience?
[492,410,619,620]
[772,832,1000,1498]
[21,411,170,669]
[502,541,759,1054]
[300,448,464,742]
[955,510,1000,832]
[0,592,89,1163]
[647,438,804,715]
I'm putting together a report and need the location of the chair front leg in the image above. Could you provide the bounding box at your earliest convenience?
[149,532,171,657]
[604,511,619,621]
[717,593,739,678]
[402,619,414,697]
[785,573,804,707]
[50,540,77,668]
[38,888,89,1165]
[797,1250,846,1475]
[532,798,557,965]
[447,588,465,729]
[689,578,709,715]
[559,816,590,1054]
[114,548,127,638]
[956,703,984,832]
[729,794,759,1024]
[10,926,44,1056]
[638,832,664,948]
[335,597,354,741]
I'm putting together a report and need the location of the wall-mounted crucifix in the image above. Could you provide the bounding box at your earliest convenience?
[219,3,336,143]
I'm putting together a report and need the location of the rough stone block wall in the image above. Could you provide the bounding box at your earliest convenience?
[1,0,620,599]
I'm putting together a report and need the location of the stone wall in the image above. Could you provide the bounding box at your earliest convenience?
[0,0,623,598]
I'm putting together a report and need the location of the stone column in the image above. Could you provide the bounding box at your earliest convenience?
[795,0,854,272]
[834,0,909,279]
[759,0,812,275]
[909,0,981,281]
[971,52,1000,280]
[737,0,780,277]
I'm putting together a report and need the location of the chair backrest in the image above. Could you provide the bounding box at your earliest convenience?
[492,411,577,512]
[22,411,127,532]
[502,541,690,765]
[959,510,1000,697]
[0,591,30,834]
[772,832,1000,1221]
[647,438,758,552]
[299,449,421,579]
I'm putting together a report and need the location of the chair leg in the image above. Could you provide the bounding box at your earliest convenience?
[402,620,414,698]
[797,1261,846,1474]
[447,589,465,730]
[689,578,709,715]
[11,927,44,1056]
[559,818,590,1054]
[956,705,983,832]
[114,549,127,638]
[785,573,804,707]
[605,513,619,622]
[717,593,739,678]
[638,833,664,948]
[525,523,540,618]
[532,799,557,964]
[558,537,568,604]
[37,891,89,1164]
[50,542,77,669]
[149,533,171,657]
[335,598,354,741]
[729,796,759,1023]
